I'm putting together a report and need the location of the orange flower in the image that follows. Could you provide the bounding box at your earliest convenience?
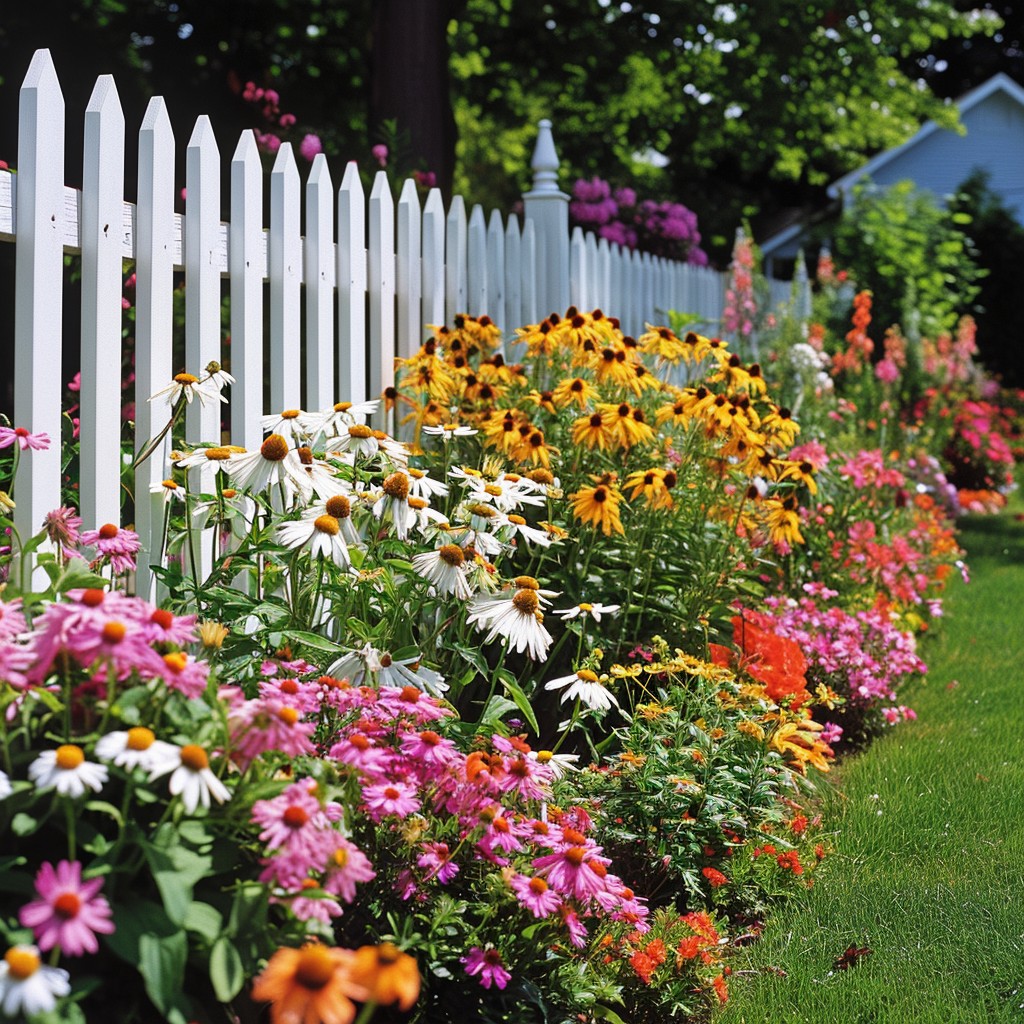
[347,944,420,1011]
[252,943,368,1024]
[701,866,729,888]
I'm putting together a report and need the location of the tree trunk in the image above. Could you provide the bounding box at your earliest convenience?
[369,0,458,196]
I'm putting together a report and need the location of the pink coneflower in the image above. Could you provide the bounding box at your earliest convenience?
[41,507,82,552]
[461,946,511,990]
[19,860,114,956]
[531,844,611,901]
[416,842,460,884]
[328,731,395,775]
[322,837,376,903]
[274,882,343,924]
[377,685,451,723]
[227,700,316,769]
[399,729,458,768]
[157,651,210,699]
[498,756,550,801]
[510,874,561,918]
[141,606,198,647]
[79,524,141,574]
[0,426,50,451]
[558,905,588,948]
[363,780,421,821]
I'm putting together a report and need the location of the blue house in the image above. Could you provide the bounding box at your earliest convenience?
[760,73,1024,276]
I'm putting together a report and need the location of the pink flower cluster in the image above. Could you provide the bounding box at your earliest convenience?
[242,79,322,162]
[243,676,650,988]
[0,587,201,694]
[569,177,706,264]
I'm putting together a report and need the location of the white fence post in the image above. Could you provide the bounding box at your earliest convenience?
[445,194,467,325]
[229,130,265,451]
[523,119,569,318]
[13,49,65,566]
[396,177,422,361]
[467,203,487,315]
[269,143,302,412]
[421,187,446,330]
[486,209,505,329]
[134,96,175,599]
[79,74,125,532]
[305,153,336,410]
[504,215,522,341]
[337,162,366,403]
[367,171,395,406]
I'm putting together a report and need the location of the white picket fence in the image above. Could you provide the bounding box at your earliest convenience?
[1,49,806,596]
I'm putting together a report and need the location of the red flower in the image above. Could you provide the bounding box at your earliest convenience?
[702,867,729,888]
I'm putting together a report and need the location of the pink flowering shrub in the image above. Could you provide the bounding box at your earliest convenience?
[569,176,707,264]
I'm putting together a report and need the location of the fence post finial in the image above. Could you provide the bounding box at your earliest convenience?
[530,118,561,194]
[523,120,570,316]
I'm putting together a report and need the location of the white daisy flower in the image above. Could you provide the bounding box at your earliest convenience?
[552,602,621,623]
[372,430,411,468]
[324,423,381,460]
[407,467,449,500]
[545,669,619,711]
[260,408,309,442]
[411,543,473,600]
[502,514,552,549]
[95,727,180,772]
[174,445,243,474]
[277,511,352,568]
[527,749,581,779]
[372,472,413,540]
[466,582,554,660]
[0,946,71,1018]
[28,745,108,798]
[325,643,447,694]
[406,497,450,538]
[205,362,236,392]
[148,743,230,814]
[299,454,352,502]
[226,434,313,501]
[0,770,11,800]
[148,372,223,408]
[305,399,381,438]
[150,477,187,504]
[463,475,546,512]
[191,489,258,539]
[422,422,478,442]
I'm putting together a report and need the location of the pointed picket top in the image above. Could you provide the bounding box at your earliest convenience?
[337,160,367,403]
[306,152,336,411]
[271,137,299,180]
[21,47,62,99]
[368,169,396,406]
[229,128,265,450]
[421,186,446,329]
[396,177,422,362]
[527,118,563,196]
[80,72,126,532]
[270,141,302,411]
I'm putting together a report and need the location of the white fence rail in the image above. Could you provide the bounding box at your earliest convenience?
[2,50,808,595]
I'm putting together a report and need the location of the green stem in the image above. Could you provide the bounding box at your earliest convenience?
[353,1001,379,1024]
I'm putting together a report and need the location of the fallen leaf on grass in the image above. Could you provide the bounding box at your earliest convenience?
[834,945,872,971]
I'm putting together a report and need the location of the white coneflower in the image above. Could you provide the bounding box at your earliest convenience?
[545,668,619,711]
[325,643,447,694]
[304,399,381,439]
[95,727,180,773]
[463,475,546,513]
[551,602,621,623]
[28,746,108,798]
[175,445,243,474]
[407,466,449,500]
[148,372,223,408]
[0,946,71,1017]
[150,477,186,504]
[372,429,411,468]
[411,543,473,600]
[324,423,380,460]
[260,409,309,443]
[226,434,312,501]
[147,743,230,814]
[467,580,554,660]
[421,422,478,442]
[277,509,352,568]
[502,514,552,549]
[372,472,412,540]
[205,362,235,392]
[406,496,450,539]
[527,749,581,779]
[0,770,12,800]
[294,446,351,502]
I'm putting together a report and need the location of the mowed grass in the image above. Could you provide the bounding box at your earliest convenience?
[718,503,1024,1024]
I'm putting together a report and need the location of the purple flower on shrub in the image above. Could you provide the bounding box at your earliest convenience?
[462,946,512,989]
[372,143,389,168]
[613,186,637,207]
[598,221,637,248]
[299,133,323,162]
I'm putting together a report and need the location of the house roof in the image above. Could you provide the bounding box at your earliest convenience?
[827,72,1024,199]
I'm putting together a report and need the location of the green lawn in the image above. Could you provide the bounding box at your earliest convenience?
[717,504,1024,1024]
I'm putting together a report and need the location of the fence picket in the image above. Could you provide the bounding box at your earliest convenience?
[486,208,504,330]
[134,97,175,598]
[521,217,537,325]
[79,75,125,532]
[596,237,611,316]
[229,130,265,451]
[269,143,302,413]
[337,162,366,403]
[467,203,487,315]
[503,215,522,338]
[569,225,586,311]
[13,50,65,568]
[445,195,467,325]
[305,153,336,411]
[396,177,422,362]
[421,188,445,330]
[367,171,395,406]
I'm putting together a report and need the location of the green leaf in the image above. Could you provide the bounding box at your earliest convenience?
[53,558,110,594]
[501,675,539,733]
[209,935,245,1001]
[139,929,190,1023]
[183,901,223,943]
[286,629,345,654]
[83,800,124,826]
[227,882,269,941]
[11,813,39,837]
[142,828,214,925]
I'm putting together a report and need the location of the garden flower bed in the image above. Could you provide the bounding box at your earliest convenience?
[0,283,1018,1022]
